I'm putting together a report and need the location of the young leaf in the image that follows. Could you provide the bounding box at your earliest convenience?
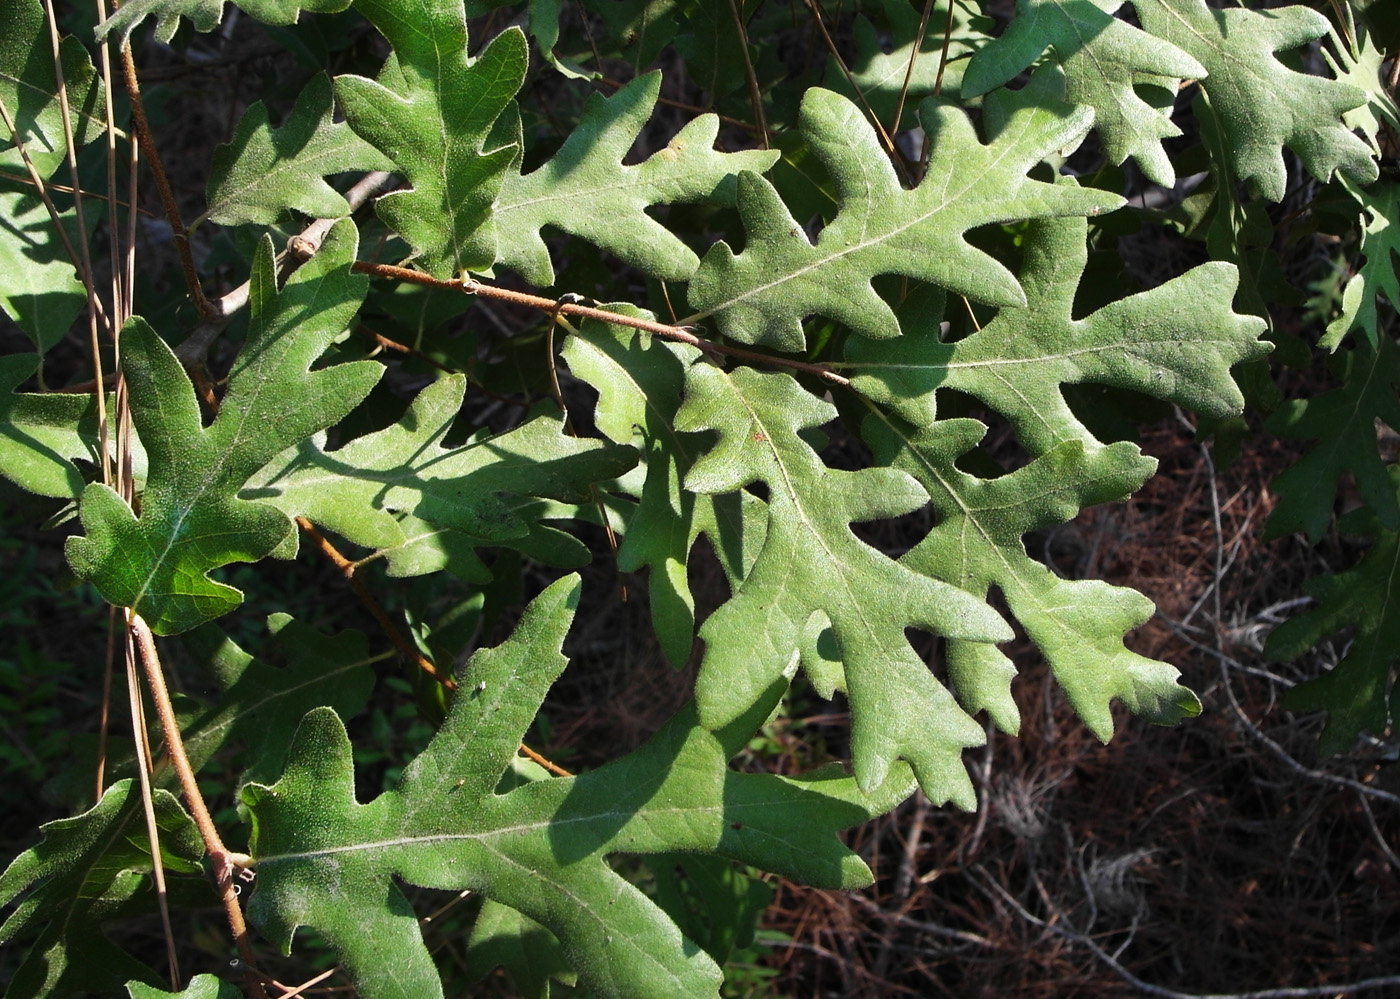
[243,576,913,999]
[1265,337,1400,542]
[335,2,527,277]
[1324,18,1400,154]
[202,73,392,228]
[1134,0,1377,202]
[562,313,767,667]
[0,0,106,168]
[961,0,1205,186]
[1322,177,1400,351]
[686,77,1123,350]
[863,414,1200,743]
[0,353,101,498]
[492,73,778,285]
[844,214,1270,455]
[1268,476,1400,755]
[677,363,1012,802]
[0,780,206,999]
[65,220,382,634]
[242,373,637,554]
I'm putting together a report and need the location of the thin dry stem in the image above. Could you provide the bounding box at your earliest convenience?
[129,614,266,999]
[295,517,458,690]
[355,262,852,388]
[727,0,770,148]
[124,628,181,987]
[891,0,937,136]
[118,48,211,317]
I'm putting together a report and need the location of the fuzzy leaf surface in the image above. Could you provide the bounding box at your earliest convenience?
[494,73,777,285]
[677,363,1012,802]
[829,0,989,120]
[243,576,913,999]
[0,780,205,999]
[65,221,381,634]
[1268,473,1400,755]
[962,0,1204,185]
[844,214,1270,455]
[865,414,1200,743]
[0,187,87,353]
[1135,0,1377,202]
[0,353,101,498]
[128,976,242,999]
[243,373,637,553]
[203,73,392,227]
[686,78,1122,350]
[0,0,105,165]
[335,3,527,277]
[563,313,767,666]
[1265,337,1400,542]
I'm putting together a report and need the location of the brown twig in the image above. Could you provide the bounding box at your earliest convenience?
[130,615,265,999]
[175,171,395,367]
[353,263,853,389]
[295,517,457,690]
[519,742,574,778]
[727,0,770,148]
[124,628,180,987]
[118,47,211,317]
[890,0,937,136]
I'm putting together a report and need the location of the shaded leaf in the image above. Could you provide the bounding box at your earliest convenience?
[962,0,1204,185]
[0,780,206,999]
[243,373,637,554]
[493,73,778,285]
[1323,177,1400,350]
[1269,472,1400,755]
[0,0,106,168]
[563,312,767,667]
[65,220,382,634]
[243,576,913,999]
[686,75,1122,350]
[179,614,380,784]
[1135,0,1377,202]
[678,363,1012,802]
[0,353,100,498]
[0,187,86,354]
[335,3,527,277]
[98,0,349,45]
[1265,337,1400,542]
[203,73,392,228]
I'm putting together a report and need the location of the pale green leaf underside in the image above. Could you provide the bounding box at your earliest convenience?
[1323,178,1400,350]
[686,77,1123,350]
[98,0,349,46]
[563,313,767,667]
[844,214,1270,455]
[962,0,1205,185]
[1135,0,1377,202]
[678,364,1012,803]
